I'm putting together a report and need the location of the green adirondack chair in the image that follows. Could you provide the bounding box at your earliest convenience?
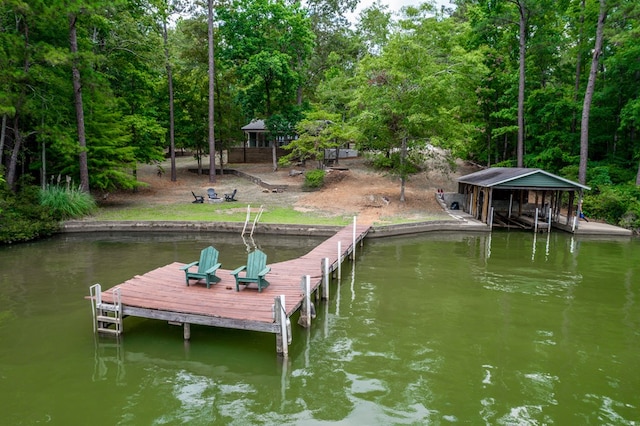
[230,249,271,292]
[180,246,221,288]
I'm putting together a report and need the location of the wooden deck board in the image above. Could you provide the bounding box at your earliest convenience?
[96,223,370,333]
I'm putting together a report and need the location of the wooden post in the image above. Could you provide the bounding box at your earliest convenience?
[337,241,342,281]
[519,190,524,216]
[487,188,493,223]
[298,275,313,328]
[508,192,514,218]
[352,216,356,261]
[322,258,329,300]
[534,208,539,233]
[183,323,191,340]
[274,295,289,357]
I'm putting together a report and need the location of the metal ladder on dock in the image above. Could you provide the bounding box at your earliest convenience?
[90,284,123,336]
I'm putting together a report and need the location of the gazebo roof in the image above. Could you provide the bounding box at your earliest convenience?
[241,119,266,132]
[457,167,590,191]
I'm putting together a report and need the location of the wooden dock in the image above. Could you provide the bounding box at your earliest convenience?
[90,222,371,356]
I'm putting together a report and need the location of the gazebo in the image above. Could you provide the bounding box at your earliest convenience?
[241,119,268,148]
[456,168,590,231]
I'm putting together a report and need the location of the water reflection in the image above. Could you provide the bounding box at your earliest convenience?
[1,232,639,424]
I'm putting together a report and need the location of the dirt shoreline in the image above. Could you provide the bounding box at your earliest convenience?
[65,156,490,237]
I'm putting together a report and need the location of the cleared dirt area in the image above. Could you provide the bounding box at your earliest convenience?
[99,155,479,225]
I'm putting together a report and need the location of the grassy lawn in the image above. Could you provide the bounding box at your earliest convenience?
[92,203,354,226]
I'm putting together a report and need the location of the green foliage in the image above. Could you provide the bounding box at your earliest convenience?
[39,177,97,220]
[267,107,304,144]
[582,185,640,231]
[587,166,613,191]
[279,108,354,168]
[368,151,419,175]
[562,163,638,193]
[217,0,315,118]
[303,169,326,190]
[350,14,487,195]
[369,153,393,170]
[0,181,59,244]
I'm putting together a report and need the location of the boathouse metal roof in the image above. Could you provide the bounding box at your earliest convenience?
[457,167,590,191]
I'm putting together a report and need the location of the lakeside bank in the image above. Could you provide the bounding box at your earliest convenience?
[62,216,491,239]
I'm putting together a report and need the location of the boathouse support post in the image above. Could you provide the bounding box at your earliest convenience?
[274,295,289,357]
[567,191,576,225]
[508,193,514,218]
[322,258,330,300]
[489,207,494,228]
[534,208,539,233]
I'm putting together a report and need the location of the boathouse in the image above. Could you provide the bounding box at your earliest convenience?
[455,168,590,231]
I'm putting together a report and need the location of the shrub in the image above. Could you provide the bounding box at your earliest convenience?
[619,202,640,232]
[40,177,97,220]
[303,169,325,190]
[582,184,640,231]
[0,181,59,244]
[368,151,420,175]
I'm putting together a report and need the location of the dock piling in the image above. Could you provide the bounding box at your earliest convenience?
[337,241,342,280]
[298,275,313,328]
[274,295,289,357]
[322,258,330,300]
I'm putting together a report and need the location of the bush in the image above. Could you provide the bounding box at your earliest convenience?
[619,202,640,232]
[303,169,325,190]
[0,181,59,244]
[40,178,97,220]
[368,151,420,175]
[582,184,640,231]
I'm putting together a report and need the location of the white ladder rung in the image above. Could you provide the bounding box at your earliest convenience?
[97,315,119,324]
[97,328,121,335]
[90,284,123,336]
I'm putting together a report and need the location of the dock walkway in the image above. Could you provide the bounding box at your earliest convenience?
[91,222,371,355]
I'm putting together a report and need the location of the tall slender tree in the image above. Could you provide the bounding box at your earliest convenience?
[510,0,527,167]
[69,12,90,191]
[578,0,607,184]
[207,0,216,182]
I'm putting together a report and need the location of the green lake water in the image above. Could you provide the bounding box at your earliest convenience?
[1,231,639,425]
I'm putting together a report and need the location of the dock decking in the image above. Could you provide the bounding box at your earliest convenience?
[91,222,371,355]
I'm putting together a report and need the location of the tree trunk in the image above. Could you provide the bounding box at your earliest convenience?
[400,137,407,202]
[6,115,21,190]
[636,159,640,186]
[571,0,585,134]
[41,137,46,190]
[162,19,177,182]
[578,0,607,185]
[296,53,304,106]
[69,13,90,192]
[516,0,526,168]
[208,0,216,183]
[272,143,278,172]
[0,114,6,166]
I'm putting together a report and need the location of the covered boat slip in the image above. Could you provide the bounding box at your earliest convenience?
[457,168,590,232]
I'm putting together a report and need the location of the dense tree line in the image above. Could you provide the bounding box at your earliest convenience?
[1,0,639,233]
